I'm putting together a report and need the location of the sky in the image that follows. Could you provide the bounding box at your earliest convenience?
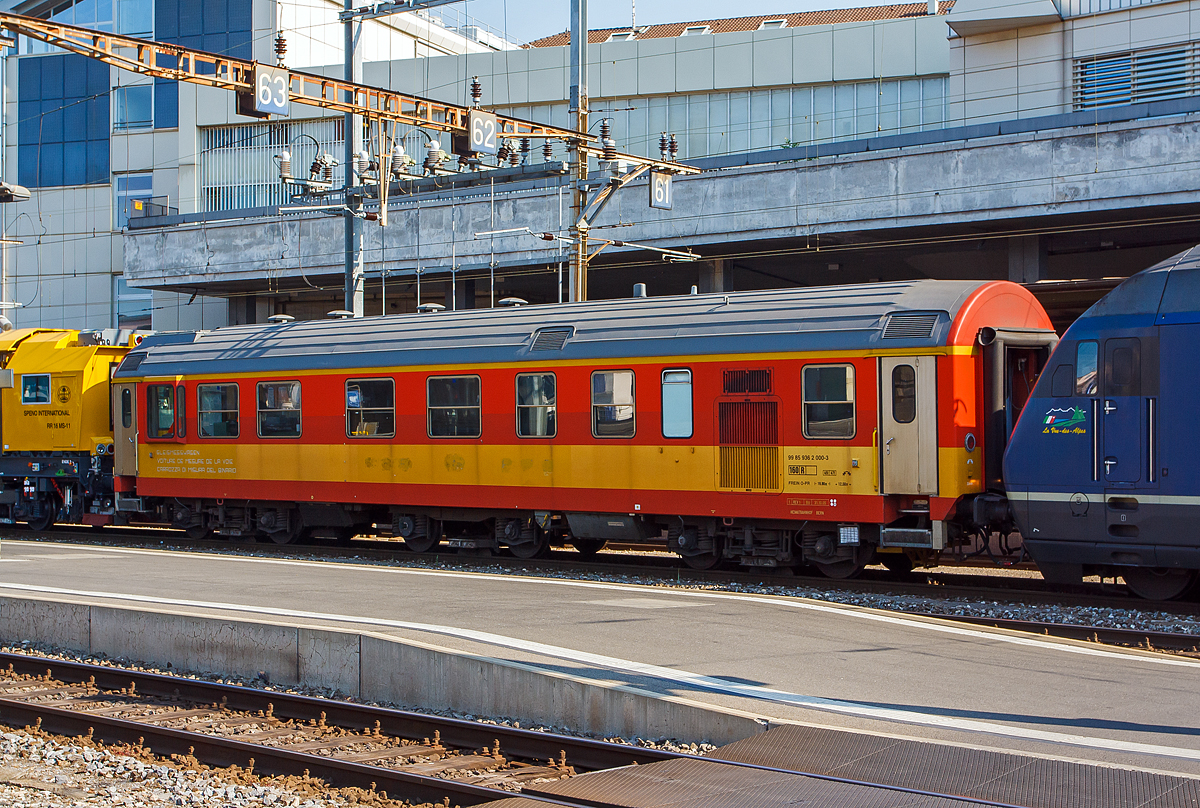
[458,0,876,43]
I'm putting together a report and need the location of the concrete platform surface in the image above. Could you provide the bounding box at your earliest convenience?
[1,540,1198,778]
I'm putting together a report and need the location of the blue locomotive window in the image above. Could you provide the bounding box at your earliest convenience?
[1075,341,1098,396]
[592,370,636,438]
[428,376,481,438]
[516,373,556,438]
[199,384,239,438]
[20,374,50,404]
[661,369,693,439]
[146,384,175,439]
[347,379,395,438]
[257,381,302,438]
[803,364,855,439]
[1051,364,1074,398]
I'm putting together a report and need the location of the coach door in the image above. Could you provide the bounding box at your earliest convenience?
[880,356,938,496]
[113,383,138,476]
[1101,338,1145,485]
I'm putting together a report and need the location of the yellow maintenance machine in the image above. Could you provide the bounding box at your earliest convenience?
[0,328,136,529]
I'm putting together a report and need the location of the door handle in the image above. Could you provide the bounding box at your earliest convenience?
[1104,458,1117,474]
[885,437,894,455]
[1104,401,1117,414]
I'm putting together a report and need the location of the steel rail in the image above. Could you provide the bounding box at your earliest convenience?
[0,652,1034,808]
[0,651,677,772]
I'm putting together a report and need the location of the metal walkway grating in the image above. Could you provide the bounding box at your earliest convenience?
[524,756,1010,807]
[710,724,1200,808]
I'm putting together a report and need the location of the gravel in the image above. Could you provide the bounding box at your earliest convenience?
[0,727,414,807]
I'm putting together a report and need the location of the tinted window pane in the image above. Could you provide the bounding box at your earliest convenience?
[1051,364,1074,398]
[1075,341,1098,396]
[592,371,635,438]
[21,374,50,404]
[661,370,692,439]
[1158,268,1200,314]
[347,379,395,438]
[257,381,301,437]
[121,387,132,428]
[198,384,239,437]
[516,373,556,438]
[892,365,916,424]
[803,365,855,438]
[428,377,481,438]
[147,384,175,438]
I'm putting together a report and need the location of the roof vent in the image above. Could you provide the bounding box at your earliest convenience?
[327,309,354,319]
[416,303,446,314]
[531,326,574,351]
[117,353,146,373]
[499,297,528,307]
[267,314,295,324]
[883,313,939,340]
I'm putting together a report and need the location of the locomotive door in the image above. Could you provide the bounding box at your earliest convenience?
[880,356,938,495]
[112,383,138,476]
[1101,338,1143,484]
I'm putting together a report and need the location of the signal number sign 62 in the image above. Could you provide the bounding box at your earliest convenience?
[254,65,290,117]
[468,111,499,156]
[649,170,673,210]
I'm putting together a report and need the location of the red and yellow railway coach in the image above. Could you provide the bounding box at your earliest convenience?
[111,280,1055,577]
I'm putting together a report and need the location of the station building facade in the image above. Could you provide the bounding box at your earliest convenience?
[6,0,1200,330]
[0,0,507,331]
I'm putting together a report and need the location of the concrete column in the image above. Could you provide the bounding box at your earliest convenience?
[698,259,725,293]
[1008,235,1047,284]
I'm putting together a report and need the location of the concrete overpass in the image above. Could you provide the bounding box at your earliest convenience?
[124,97,1200,328]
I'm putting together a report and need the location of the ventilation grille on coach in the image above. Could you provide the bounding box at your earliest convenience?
[882,313,940,340]
[717,400,780,491]
[723,369,772,395]
[530,326,574,351]
[117,353,146,373]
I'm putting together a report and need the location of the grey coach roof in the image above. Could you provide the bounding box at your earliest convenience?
[117,280,995,378]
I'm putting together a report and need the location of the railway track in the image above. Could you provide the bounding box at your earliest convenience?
[0,652,1059,808]
[5,524,1198,617]
[0,650,674,806]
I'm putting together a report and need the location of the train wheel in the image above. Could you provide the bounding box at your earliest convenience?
[185,525,212,540]
[681,548,723,570]
[1122,568,1197,601]
[26,497,57,532]
[508,533,550,559]
[815,559,865,579]
[403,519,441,553]
[570,539,607,558]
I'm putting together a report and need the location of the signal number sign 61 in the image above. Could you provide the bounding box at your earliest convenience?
[468,110,499,156]
[254,65,290,117]
[649,170,673,210]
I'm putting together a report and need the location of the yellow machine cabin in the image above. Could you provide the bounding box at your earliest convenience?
[0,329,135,529]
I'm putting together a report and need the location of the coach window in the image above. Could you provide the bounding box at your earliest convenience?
[1075,341,1098,396]
[146,383,176,439]
[176,384,187,438]
[428,376,481,438]
[802,364,855,439]
[592,370,635,438]
[347,379,396,438]
[891,366,916,424]
[20,374,50,404]
[121,388,132,429]
[661,369,693,438]
[258,381,302,438]
[198,384,239,438]
[516,373,556,438]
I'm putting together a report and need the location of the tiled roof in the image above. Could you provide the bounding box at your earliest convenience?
[527,2,954,47]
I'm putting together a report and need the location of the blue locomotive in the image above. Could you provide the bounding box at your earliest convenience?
[1004,246,1200,599]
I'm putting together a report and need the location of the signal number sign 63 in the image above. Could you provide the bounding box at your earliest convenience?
[254,65,290,117]
[468,110,499,156]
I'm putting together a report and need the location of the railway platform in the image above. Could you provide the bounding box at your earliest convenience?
[0,539,1197,791]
